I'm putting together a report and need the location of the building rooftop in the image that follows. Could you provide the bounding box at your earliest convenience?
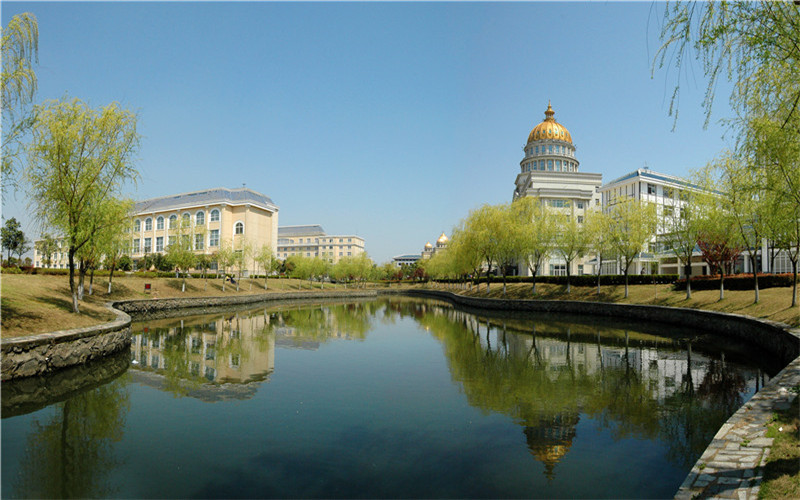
[278,225,326,237]
[134,187,278,214]
[603,168,701,191]
[393,254,421,261]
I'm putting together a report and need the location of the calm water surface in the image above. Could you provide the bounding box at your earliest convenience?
[1,297,779,498]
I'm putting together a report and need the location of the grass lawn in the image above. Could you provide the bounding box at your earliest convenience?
[0,273,356,338]
[422,280,800,328]
[760,395,800,499]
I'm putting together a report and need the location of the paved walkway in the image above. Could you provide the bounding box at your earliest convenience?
[675,355,800,499]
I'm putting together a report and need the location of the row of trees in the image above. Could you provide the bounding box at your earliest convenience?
[655,0,800,307]
[421,185,799,307]
[420,197,657,299]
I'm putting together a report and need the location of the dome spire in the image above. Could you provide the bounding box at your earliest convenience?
[544,101,555,122]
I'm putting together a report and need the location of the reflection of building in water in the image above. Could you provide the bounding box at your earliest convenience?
[457,309,732,402]
[430,305,763,478]
[131,312,275,390]
[524,412,580,480]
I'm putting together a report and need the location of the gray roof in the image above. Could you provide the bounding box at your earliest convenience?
[393,254,421,261]
[278,225,326,237]
[134,187,278,214]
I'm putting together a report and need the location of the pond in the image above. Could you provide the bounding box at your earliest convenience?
[1,297,780,498]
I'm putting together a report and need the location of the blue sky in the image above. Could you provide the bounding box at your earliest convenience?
[2,1,735,264]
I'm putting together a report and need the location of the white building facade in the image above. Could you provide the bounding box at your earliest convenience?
[513,103,603,277]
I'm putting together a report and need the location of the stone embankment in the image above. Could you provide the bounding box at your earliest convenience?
[1,303,131,382]
[390,289,800,500]
[1,290,378,381]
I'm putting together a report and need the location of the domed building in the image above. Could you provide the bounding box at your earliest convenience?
[513,102,603,276]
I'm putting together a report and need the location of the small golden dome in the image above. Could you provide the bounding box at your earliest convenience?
[424,242,433,249]
[527,102,573,145]
[437,232,449,244]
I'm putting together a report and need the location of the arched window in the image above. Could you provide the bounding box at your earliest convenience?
[134,219,141,232]
[196,211,205,226]
[182,213,190,225]
[169,215,177,229]
[210,209,220,222]
[145,217,152,231]
[234,222,244,235]
[156,216,164,230]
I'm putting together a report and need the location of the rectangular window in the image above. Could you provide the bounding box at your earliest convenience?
[663,187,674,198]
[209,229,219,247]
[133,238,140,254]
[168,236,176,248]
[145,219,152,231]
[549,145,554,153]
[648,183,657,195]
[144,237,152,253]
[156,236,164,252]
[577,216,584,223]
[157,218,164,230]
[577,201,584,209]
[195,234,204,250]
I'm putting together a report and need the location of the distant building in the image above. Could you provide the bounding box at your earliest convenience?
[130,187,279,272]
[421,232,449,260]
[34,186,280,273]
[277,225,365,263]
[392,254,421,268]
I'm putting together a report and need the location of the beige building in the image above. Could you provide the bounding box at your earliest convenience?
[277,225,365,263]
[513,103,602,276]
[131,187,279,271]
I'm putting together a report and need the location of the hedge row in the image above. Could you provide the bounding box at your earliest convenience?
[674,273,795,291]
[435,274,680,286]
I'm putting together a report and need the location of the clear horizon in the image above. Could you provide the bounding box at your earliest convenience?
[2,1,736,264]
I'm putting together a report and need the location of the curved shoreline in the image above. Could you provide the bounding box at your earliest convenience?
[2,288,798,498]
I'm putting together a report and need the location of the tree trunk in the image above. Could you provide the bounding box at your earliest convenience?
[78,261,86,301]
[182,274,186,292]
[684,262,692,300]
[68,250,79,313]
[750,254,759,304]
[719,271,725,301]
[89,269,94,296]
[566,265,572,294]
[108,264,115,295]
[502,273,507,297]
[792,259,798,308]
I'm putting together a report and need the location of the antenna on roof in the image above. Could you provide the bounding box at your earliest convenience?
[643,162,649,171]
[242,183,246,188]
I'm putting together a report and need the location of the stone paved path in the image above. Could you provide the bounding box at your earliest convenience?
[675,356,800,499]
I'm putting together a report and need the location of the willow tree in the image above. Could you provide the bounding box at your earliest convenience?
[25,98,140,313]
[660,190,704,300]
[1,12,38,193]
[513,197,557,295]
[553,204,591,295]
[608,198,658,298]
[584,209,614,296]
[654,0,800,130]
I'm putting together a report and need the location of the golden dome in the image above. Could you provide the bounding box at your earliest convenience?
[527,102,573,145]
[424,242,433,249]
[437,232,449,244]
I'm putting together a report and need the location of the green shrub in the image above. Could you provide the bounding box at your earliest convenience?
[1,266,23,274]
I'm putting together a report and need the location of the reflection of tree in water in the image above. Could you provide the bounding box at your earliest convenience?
[659,347,748,468]
[12,377,129,498]
[412,303,757,480]
[271,302,375,343]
